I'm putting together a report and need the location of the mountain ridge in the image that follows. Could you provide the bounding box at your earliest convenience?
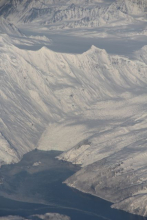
[0,0,146,28]
[1,40,147,166]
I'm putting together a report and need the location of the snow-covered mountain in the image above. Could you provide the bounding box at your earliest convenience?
[37,46,147,216]
[0,0,147,218]
[1,29,147,216]
[0,18,22,36]
[0,213,70,220]
[0,0,146,28]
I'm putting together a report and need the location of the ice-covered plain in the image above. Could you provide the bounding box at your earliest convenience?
[0,0,147,218]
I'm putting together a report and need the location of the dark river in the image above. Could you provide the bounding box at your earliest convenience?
[0,150,146,220]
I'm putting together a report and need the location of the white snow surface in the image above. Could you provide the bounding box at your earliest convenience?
[0,213,70,220]
[29,35,51,42]
[1,31,147,215]
[0,217,27,220]
[0,18,22,36]
[0,0,147,28]
[33,213,71,220]
[0,0,147,217]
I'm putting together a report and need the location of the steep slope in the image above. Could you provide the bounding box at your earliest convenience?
[0,18,22,36]
[37,46,147,216]
[135,45,147,64]
[0,36,66,165]
[0,0,146,28]
[1,35,147,166]
[1,30,147,216]
[115,0,147,15]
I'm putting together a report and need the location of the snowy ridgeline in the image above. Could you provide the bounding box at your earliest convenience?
[0,18,22,36]
[1,33,147,215]
[0,213,70,220]
[0,17,52,47]
[0,0,147,28]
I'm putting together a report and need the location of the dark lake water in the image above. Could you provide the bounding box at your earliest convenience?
[0,150,146,220]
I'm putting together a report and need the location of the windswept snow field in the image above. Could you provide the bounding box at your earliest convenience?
[0,0,147,218]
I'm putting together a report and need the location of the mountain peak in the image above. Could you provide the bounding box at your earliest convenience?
[84,45,106,54]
